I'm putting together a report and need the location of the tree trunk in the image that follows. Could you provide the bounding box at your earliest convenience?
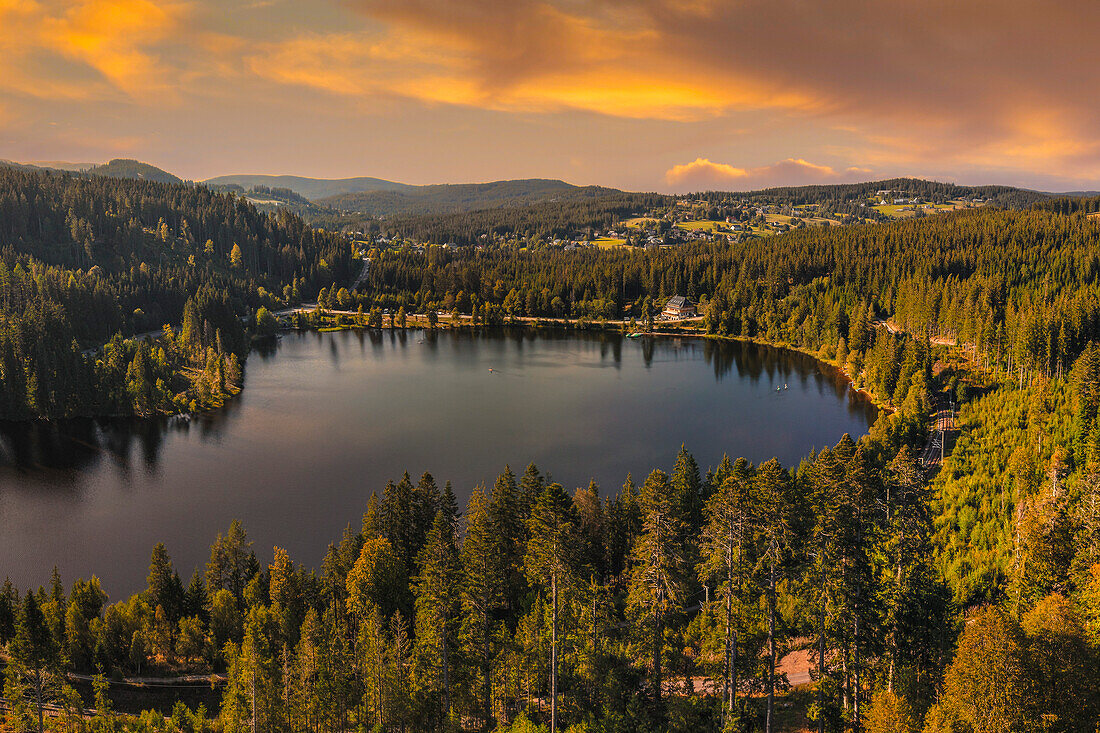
[283,644,290,733]
[483,613,492,731]
[766,562,777,733]
[841,645,849,712]
[853,614,862,725]
[888,562,901,694]
[653,612,663,709]
[442,626,451,728]
[732,627,739,716]
[818,621,826,733]
[726,585,736,715]
[35,670,44,733]
[551,575,559,733]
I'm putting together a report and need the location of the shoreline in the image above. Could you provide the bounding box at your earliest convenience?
[8,312,890,424]
[282,313,892,415]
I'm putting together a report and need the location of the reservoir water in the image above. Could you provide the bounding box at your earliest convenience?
[0,329,877,596]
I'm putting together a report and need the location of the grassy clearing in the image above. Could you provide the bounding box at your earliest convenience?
[676,219,725,231]
[873,202,966,219]
[592,237,628,248]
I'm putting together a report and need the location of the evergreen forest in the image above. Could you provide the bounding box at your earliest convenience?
[2,167,1100,732]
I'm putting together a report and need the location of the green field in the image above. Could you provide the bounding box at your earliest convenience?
[872,202,962,219]
[592,237,628,248]
[676,219,726,231]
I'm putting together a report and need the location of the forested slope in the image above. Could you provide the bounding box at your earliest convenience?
[319,179,598,217]
[360,204,1100,606]
[0,168,355,418]
[2,179,1100,732]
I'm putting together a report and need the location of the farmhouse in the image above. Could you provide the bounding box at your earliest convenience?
[662,296,696,319]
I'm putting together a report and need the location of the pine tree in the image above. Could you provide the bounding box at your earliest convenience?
[627,469,689,711]
[222,606,282,733]
[460,486,504,730]
[413,512,461,728]
[147,542,184,629]
[0,578,16,645]
[524,483,579,733]
[925,608,1030,733]
[698,458,757,719]
[606,474,642,581]
[11,592,60,733]
[492,465,529,608]
[207,520,255,609]
[755,458,796,733]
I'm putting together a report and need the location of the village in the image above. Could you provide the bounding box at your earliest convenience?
[346,187,993,256]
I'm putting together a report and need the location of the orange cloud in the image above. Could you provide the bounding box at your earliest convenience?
[246,1,823,120]
[4,0,1100,190]
[312,0,1100,178]
[0,0,212,104]
[665,157,871,191]
[42,0,186,97]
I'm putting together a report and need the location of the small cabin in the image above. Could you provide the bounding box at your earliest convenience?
[662,296,696,319]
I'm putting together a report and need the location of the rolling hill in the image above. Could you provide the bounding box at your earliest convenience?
[0,158,181,183]
[319,179,612,217]
[202,174,415,200]
[85,159,183,184]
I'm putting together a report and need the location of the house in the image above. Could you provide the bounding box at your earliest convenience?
[662,296,696,319]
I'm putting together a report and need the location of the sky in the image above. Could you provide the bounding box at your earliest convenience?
[2,0,1099,193]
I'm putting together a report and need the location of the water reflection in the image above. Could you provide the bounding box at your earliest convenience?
[0,331,875,480]
[0,329,877,595]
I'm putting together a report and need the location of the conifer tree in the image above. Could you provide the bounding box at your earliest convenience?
[413,512,461,728]
[524,483,579,733]
[698,458,757,718]
[460,486,505,730]
[755,458,796,733]
[11,592,60,733]
[627,469,689,711]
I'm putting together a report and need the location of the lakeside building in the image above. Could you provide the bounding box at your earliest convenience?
[662,295,696,319]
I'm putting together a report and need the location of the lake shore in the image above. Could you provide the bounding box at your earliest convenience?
[279,306,892,413]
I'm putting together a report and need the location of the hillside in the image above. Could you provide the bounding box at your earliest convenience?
[722,177,1048,208]
[86,158,183,184]
[0,166,354,419]
[0,159,91,172]
[3,167,1100,732]
[319,178,611,217]
[0,158,182,183]
[203,173,414,200]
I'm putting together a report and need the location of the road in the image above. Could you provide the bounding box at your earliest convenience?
[919,394,957,471]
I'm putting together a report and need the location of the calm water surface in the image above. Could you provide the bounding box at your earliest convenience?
[0,330,877,596]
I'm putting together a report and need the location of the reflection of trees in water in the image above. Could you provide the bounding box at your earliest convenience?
[0,329,879,488]
[0,409,239,484]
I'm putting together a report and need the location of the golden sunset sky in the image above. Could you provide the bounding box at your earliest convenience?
[2,0,1098,192]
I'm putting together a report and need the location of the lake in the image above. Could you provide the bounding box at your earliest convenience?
[0,329,877,597]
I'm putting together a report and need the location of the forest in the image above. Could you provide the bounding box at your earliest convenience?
[704,178,1048,209]
[3,169,1100,731]
[317,181,616,218]
[2,407,1098,733]
[0,168,356,418]
[331,192,667,245]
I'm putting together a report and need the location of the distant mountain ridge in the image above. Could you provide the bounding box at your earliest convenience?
[86,159,183,184]
[0,158,182,184]
[203,174,414,200]
[319,179,610,217]
[3,158,1090,213]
